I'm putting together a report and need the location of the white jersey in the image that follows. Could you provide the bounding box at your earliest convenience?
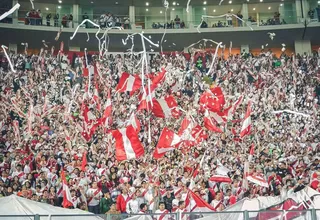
[71,196,80,208]
[86,188,102,206]
[155,209,170,220]
[126,199,139,214]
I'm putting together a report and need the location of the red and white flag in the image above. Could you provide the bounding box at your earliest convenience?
[93,83,101,111]
[61,169,73,208]
[191,125,208,144]
[116,72,142,95]
[151,68,166,85]
[246,173,268,187]
[137,83,156,111]
[152,95,180,118]
[226,95,243,120]
[178,116,194,136]
[242,161,249,190]
[126,112,141,132]
[99,90,112,128]
[211,112,227,124]
[204,111,223,133]
[248,143,254,162]
[240,101,252,138]
[209,175,232,183]
[178,118,208,147]
[153,127,181,159]
[185,190,215,213]
[199,87,225,113]
[112,125,144,161]
[103,90,112,118]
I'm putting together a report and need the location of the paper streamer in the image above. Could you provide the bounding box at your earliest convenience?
[197,14,254,33]
[184,38,220,51]
[272,110,310,118]
[219,0,224,5]
[86,32,90,42]
[54,26,63,41]
[207,42,223,75]
[186,0,191,12]
[160,2,169,54]
[70,19,102,56]
[21,43,28,54]
[30,0,34,9]
[0,3,20,21]
[99,27,123,58]
[1,45,16,73]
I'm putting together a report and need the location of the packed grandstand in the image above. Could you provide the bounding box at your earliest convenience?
[0,44,320,218]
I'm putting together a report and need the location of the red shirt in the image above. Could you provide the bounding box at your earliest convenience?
[116,194,130,213]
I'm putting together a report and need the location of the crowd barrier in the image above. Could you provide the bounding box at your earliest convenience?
[0,209,319,220]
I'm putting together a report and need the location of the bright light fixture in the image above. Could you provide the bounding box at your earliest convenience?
[172,8,175,10]
[260,0,263,2]
[229,0,232,3]
[203,1,207,4]
[231,9,234,12]
[268,6,271,9]
[253,7,256,10]
[146,2,149,6]
[45,7,49,10]
[58,0,62,3]
[160,10,163,13]
[146,8,149,11]
[177,2,179,5]
[58,5,61,8]
[213,9,216,12]
[173,1,176,5]
[280,3,283,6]
[203,7,206,10]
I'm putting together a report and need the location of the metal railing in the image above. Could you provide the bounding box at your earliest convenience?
[0,209,319,220]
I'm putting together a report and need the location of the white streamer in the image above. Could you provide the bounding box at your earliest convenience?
[160,0,169,53]
[21,43,28,54]
[99,27,123,59]
[54,26,63,41]
[70,19,101,56]
[0,3,20,21]
[1,45,16,73]
[272,110,310,118]
[30,0,34,9]
[186,0,191,12]
[86,32,90,42]
[207,42,223,75]
[197,14,254,33]
[219,0,224,5]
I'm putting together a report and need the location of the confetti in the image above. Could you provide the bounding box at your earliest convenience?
[267,32,276,40]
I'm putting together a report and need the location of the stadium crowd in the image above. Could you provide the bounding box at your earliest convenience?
[0,44,320,219]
